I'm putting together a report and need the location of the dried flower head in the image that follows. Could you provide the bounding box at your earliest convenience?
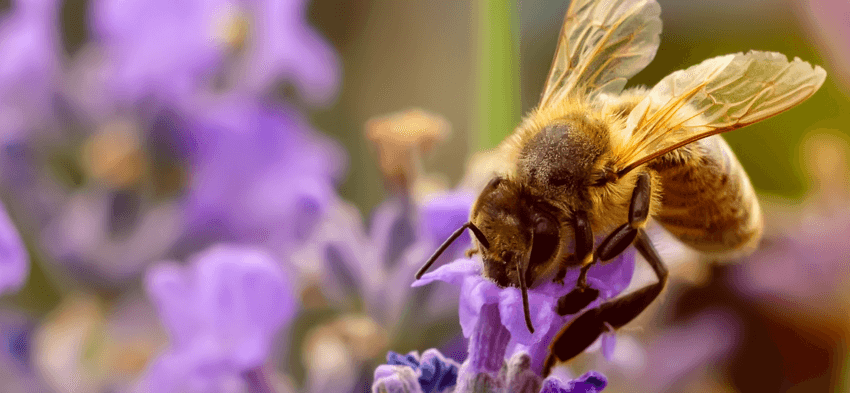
[365,108,451,191]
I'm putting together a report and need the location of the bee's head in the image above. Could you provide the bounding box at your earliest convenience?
[414,176,575,334]
[468,176,565,289]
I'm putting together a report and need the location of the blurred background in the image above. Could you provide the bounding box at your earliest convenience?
[0,0,847,392]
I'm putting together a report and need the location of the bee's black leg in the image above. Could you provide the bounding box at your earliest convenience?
[556,259,599,315]
[556,210,599,314]
[544,229,668,375]
[553,255,573,285]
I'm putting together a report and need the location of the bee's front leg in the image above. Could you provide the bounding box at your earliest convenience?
[556,209,599,315]
[465,247,479,258]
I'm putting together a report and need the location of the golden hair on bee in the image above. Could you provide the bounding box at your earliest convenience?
[416,0,826,373]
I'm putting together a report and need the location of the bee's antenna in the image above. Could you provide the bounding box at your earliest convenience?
[467,223,490,249]
[416,222,487,279]
[518,232,535,333]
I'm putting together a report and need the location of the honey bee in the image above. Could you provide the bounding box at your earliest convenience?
[416,0,826,374]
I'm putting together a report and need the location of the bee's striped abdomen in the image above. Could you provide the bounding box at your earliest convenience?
[651,135,762,257]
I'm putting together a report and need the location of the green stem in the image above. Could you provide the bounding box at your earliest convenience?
[475,0,520,152]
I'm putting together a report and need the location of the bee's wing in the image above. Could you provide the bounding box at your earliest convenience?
[613,51,826,175]
[539,0,661,107]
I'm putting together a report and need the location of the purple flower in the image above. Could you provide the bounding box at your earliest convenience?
[731,201,850,315]
[413,250,635,373]
[88,0,338,109]
[134,245,296,392]
[40,187,184,287]
[0,0,62,142]
[182,98,345,251]
[0,200,28,296]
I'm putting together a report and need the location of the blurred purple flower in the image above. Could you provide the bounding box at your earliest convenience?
[135,245,296,392]
[413,250,635,373]
[0,0,62,142]
[0,200,28,296]
[732,205,850,315]
[584,308,740,392]
[88,0,339,109]
[183,98,345,251]
[295,189,473,325]
[0,309,47,392]
[40,187,183,287]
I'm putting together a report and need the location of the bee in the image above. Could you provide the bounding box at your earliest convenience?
[416,0,826,374]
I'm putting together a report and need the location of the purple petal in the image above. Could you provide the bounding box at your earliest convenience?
[600,324,616,362]
[0,202,28,296]
[183,100,345,247]
[418,348,460,393]
[144,261,197,347]
[467,303,511,374]
[540,371,608,393]
[144,244,296,380]
[498,287,558,345]
[387,351,420,369]
[369,197,415,270]
[372,365,424,393]
[0,0,61,140]
[89,0,339,106]
[418,191,474,244]
[585,250,636,300]
[412,258,480,288]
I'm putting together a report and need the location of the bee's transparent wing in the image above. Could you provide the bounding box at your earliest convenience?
[539,0,661,107]
[614,51,827,175]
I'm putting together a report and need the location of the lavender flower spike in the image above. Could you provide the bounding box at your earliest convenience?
[135,244,296,392]
[372,348,607,393]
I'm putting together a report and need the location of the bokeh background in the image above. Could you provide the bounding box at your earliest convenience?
[0,0,848,392]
